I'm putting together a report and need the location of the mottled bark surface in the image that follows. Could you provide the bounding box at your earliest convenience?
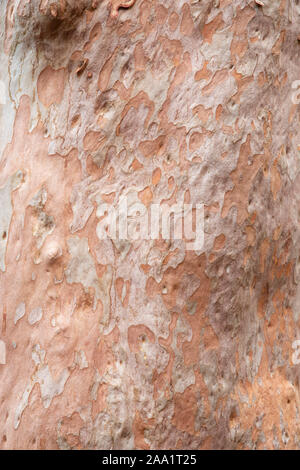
[0,0,299,449]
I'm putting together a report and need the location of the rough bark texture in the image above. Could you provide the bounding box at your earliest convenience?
[0,0,299,450]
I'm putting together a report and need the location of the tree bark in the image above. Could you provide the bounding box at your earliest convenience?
[0,0,299,449]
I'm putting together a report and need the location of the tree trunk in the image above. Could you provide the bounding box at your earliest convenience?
[0,0,299,449]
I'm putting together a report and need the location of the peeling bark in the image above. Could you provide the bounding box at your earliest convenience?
[0,0,299,450]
